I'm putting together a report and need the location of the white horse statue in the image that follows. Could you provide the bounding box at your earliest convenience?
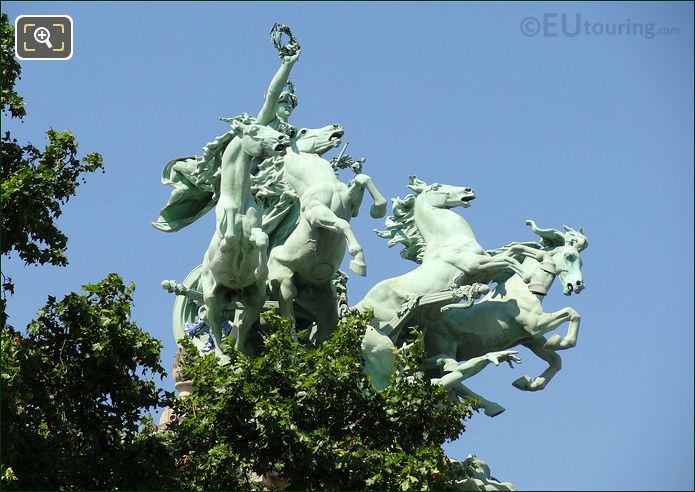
[354,176,534,326]
[199,121,288,356]
[267,124,387,342]
[424,220,588,415]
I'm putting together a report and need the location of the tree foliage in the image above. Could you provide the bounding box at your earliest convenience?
[0,12,103,326]
[1,15,170,488]
[0,274,173,490]
[0,13,25,118]
[166,312,475,491]
[0,12,480,490]
[1,129,104,267]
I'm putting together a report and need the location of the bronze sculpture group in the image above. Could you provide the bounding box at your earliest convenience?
[153,25,589,417]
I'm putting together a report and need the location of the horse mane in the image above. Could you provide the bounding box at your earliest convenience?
[181,113,258,190]
[209,113,256,153]
[375,194,427,264]
[251,155,290,204]
[525,220,589,252]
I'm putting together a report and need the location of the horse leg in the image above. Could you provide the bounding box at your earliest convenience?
[216,201,238,253]
[512,336,562,392]
[472,255,528,283]
[452,383,506,417]
[249,227,270,282]
[304,204,367,276]
[268,261,298,333]
[494,252,532,282]
[536,307,581,350]
[348,174,387,218]
[507,244,546,262]
[235,281,266,355]
[199,268,227,357]
[299,283,339,344]
[363,175,387,218]
[346,176,367,218]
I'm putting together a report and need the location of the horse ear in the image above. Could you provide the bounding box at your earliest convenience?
[407,175,427,193]
[579,226,584,234]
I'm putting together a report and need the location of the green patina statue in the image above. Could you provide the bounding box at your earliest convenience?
[152,24,300,235]
[426,220,587,389]
[355,182,588,415]
[354,176,540,324]
[153,24,589,428]
[267,125,387,344]
[198,121,287,356]
[152,24,591,490]
[155,25,386,356]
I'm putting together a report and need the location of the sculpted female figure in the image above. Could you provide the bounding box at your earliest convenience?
[154,30,303,357]
[257,62,299,134]
[152,47,300,233]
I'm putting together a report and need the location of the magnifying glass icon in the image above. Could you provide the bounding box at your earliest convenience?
[33,27,53,49]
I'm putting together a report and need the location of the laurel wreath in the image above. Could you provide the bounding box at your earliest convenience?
[270,23,300,58]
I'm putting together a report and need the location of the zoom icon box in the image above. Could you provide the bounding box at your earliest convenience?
[15,15,73,60]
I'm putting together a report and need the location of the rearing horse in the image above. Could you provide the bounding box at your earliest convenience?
[354,176,533,326]
[200,122,288,356]
[267,124,387,342]
[424,220,588,416]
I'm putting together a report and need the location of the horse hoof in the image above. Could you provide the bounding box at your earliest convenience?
[483,403,506,417]
[512,375,532,391]
[473,284,490,298]
[529,376,546,391]
[370,202,387,219]
[349,259,367,276]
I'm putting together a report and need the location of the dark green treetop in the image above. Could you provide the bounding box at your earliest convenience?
[166,312,475,491]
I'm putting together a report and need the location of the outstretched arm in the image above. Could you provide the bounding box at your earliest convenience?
[256,51,300,125]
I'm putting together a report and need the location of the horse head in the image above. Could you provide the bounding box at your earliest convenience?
[231,121,288,158]
[526,220,588,295]
[408,175,476,209]
[292,124,344,155]
[551,245,585,295]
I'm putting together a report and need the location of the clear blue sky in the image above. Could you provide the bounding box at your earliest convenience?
[2,2,693,490]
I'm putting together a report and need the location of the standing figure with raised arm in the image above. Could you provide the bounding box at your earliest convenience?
[152,24,301,234]
[258,23,301,131]
[154,25,305,357]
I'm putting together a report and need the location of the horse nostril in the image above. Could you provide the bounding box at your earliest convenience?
[464,188,472,193]
[277,135,285,141]
[576,280,582,286]
[333,124,339,128]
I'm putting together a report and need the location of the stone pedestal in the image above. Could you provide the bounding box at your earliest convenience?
[155,349,190,432]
